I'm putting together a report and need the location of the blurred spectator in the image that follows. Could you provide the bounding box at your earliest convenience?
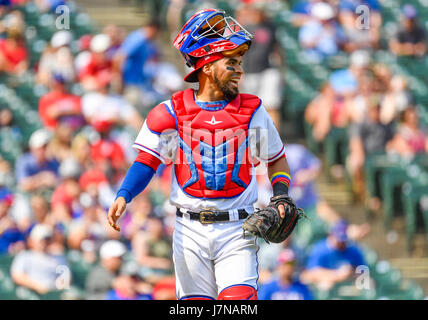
[26,194,50,231]
[113,19,160,113]
[10,224,69,295]
[329,50,371,97]
[132,216,173,279]
[50,158,82,225]
[121,193,153,241]
[290,0,322,27]
[81,75,143,132]
[346,74,376,124]
[379,75,413,125]
[71,133,93,169]
[34,0,66,13]
[305,82,336,142]
[151,276,176,300]
[165,0,187,38]
[284,143,322,212]
[106,273,152,300]
[67,191,109,250]
[15,129,59,194]
[36,30,75,86]
[46,122,75,162]
[298,2,346,64]
[0,106,23,146]
[347,101,395,206]
[238,4,283,129]
[0,187,25,255]
[0,155,14,189]
[300,220,366,290]
[144,53,184,104]
[85,240,126,299]
[386,106,428,157]
[258,249,313,300]
[78,34,113,92]
[0,1,12,19]
[0,10,27,75]
[89,128,127,171]
[338,0,382,52]
[371,62,392,94]
[389,5,427,57]
[38,74,84,131]
[74,34,93,74]
[103,24,125,61]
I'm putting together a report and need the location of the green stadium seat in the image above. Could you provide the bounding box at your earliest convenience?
[14,286,40,300]
[67,250,96,289]
[380,164,408,229]
[39,290,65,300]
[402,170,428,251]
[324,127,349,175]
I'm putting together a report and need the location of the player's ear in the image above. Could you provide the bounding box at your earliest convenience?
[201,62,214,77]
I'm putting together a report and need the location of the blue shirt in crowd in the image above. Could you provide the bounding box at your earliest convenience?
[119,29,158,87]
[305,238,366,270]
[258,277,314,300]
[0,229,24,255]
[14,153,59,184]
[329,69,358,95]
[286,144,321,210]
[339,0,381,12]
[106,289,152,300]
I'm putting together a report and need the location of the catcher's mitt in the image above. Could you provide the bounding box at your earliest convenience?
[242,195,306,244]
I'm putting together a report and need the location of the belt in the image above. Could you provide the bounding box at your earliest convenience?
[176,207,249,224]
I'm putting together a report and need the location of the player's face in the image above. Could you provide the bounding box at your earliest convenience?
[212,56,243,101]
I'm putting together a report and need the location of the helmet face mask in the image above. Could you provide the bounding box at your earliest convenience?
[173,9,253,68]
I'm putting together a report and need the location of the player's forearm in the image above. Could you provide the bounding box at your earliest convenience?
[116,161,156,203]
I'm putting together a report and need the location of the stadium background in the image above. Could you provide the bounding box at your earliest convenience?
[0,0,427,300]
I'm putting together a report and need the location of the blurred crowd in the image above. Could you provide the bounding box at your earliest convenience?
[0,0,426,300]
[300,1,428,214]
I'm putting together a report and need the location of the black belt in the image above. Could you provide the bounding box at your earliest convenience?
[176,207,249,224]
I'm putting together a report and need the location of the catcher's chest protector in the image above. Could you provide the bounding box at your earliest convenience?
[171,89,261,198]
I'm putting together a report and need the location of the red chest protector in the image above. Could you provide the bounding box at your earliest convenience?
[171,89,261,199]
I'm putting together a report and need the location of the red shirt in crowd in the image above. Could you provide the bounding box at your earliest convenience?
[90,138,126,170]
[38,91,82,130]
[0,39,27,71]
[78,53,112,81]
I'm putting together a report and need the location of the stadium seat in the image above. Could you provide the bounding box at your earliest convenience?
[324,127,349,177]
[14,286,40,300]
[66,250,96,289]
[402,170,428,251]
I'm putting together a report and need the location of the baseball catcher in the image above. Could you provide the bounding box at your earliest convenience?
[107,8,304,300]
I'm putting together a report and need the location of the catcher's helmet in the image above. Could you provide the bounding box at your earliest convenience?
[173,8,253,81]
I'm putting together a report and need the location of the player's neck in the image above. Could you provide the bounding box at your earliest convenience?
[196,79,225,102]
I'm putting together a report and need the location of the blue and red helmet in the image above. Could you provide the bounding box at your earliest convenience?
[173,8,253,82]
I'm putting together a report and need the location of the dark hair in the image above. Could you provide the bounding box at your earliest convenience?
[145,18,161,29]
[399,106,416,122]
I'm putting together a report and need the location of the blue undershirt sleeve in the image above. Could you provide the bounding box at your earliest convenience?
[115,161,155,203]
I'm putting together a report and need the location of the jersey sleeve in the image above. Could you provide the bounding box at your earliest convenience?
[133,100,177,164]
[249,104,285,165]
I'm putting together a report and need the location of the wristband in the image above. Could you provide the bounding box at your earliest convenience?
[270,171,291,196]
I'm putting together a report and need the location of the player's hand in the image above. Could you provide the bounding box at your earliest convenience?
[107,197,127,232]
[278,203,285,219]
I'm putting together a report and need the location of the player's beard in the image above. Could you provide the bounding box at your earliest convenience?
[214,72,239,101]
